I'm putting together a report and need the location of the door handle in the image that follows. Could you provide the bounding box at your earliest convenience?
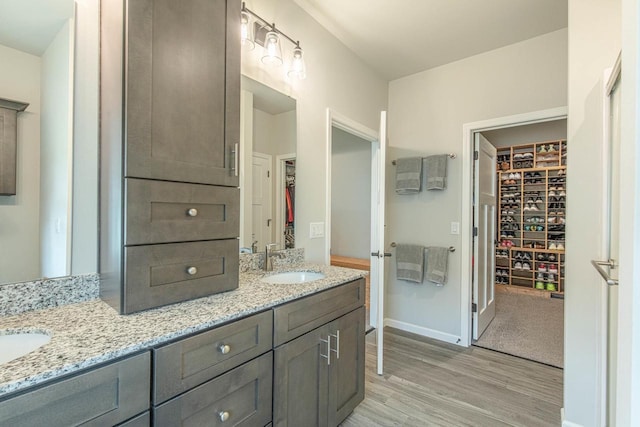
[330,330,340,359]
[320,335,331,365]
[231,143,239,177]
[371,251,392,258]
[591,259,619,286]
[267,219,272,226]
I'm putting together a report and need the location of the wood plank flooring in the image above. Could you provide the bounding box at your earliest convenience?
[341,328,563,427]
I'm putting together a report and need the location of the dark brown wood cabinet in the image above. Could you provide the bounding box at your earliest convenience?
[100,0,241,314]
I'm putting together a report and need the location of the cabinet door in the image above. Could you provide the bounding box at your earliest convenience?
[0,107,17,195]
[328,307,366,426]
[273,325,330,427]
[126,0,240,187]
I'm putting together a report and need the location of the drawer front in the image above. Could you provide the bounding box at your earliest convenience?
[0,352,150,427]
[154,352,273,427]
[125,178,239,245]
[154,311,273,404]
[116,411,150,427]
[124,239,239,314]
[273,279,365,346]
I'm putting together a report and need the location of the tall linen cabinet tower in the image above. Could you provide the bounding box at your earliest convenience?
[100,0,241,314]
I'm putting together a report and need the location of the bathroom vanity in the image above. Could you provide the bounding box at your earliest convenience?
[0,266,366,427]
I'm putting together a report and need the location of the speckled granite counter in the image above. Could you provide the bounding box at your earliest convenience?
[0,263,366,398]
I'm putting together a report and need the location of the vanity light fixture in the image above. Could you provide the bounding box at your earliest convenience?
[241,2,307,79]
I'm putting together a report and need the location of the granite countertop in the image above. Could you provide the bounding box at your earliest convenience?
[0,263,366,398]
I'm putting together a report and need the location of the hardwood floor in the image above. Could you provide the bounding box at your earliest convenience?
[341,328,563,427]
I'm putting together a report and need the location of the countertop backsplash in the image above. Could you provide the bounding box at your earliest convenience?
[0,274,99,317]
[239,247,304,272]
[1,249,305,316]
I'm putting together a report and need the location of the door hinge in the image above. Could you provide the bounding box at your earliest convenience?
[474,150,479,160]
[472,303,477,313]
[473,227,478,237]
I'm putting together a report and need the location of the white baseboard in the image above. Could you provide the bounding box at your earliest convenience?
[384,318,464,346]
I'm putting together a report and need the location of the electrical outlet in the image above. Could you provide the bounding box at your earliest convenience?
[309,222,325,238]
[450,222,460,235]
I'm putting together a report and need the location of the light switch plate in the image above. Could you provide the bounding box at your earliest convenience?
[450,222,460,235]
[309,222,325,238]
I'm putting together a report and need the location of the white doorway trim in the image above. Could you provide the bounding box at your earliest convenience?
[460,106,568,347]
[325,108,379,325]
[275,153,296,249]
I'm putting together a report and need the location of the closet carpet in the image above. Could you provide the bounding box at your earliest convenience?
[474,290,564,368]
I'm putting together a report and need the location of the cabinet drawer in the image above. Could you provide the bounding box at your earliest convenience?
[125,178,239,245]
[273,279,365,346]
[154,352,273,427]
[117,411,150,427]
[0,352,150,427]
[124,239,239,314]
[154,311,273,404]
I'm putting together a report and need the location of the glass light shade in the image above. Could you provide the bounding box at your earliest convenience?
[261,31,283,65]
[287,46,306,79]
[240,11,255,50]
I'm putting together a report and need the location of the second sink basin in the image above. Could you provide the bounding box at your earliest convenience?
[261,271,326,284]
[0,332,51,365]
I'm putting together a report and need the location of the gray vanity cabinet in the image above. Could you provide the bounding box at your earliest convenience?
[100,0,241,314]
[0,352,151,427]
[124,0,240,187]
[273,279,366,427]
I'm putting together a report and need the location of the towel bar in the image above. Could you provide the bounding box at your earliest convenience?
[390,242,455,252]
[391,153,456,165]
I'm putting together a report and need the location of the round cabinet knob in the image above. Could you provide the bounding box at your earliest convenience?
[187,208,198,217]
[218,411,230,422]
[219,344,231,354]
[187,266,198,275]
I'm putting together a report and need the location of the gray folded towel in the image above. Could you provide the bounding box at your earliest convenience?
[425,154,448,190]
[425,246,449,285]
[395,157,423,194]
[395,244,424,283]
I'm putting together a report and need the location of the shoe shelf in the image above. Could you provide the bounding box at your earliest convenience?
[497,139,567,171]
[496,140,567,293]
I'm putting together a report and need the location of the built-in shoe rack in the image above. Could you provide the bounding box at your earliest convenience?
[496,140,567,293]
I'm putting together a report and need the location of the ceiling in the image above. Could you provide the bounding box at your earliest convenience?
[0,0,74,56]
[294,0,568,81]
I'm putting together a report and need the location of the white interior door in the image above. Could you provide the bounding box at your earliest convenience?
[604,69,621,427]
[472,133,497,340]
[252,153,272,250]
[370,111,387,375]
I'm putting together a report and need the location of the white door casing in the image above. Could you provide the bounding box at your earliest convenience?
[473,134,497,340]
[252,153,272,250]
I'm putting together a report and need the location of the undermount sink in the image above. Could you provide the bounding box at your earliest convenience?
[0,332,51,364]
[260,271,326,284]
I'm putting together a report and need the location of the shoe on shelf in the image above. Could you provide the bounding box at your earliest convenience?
[514,261,523,270]
[523,204,532,212]
[549,242,557,250]
[549,265,559,274]
[538,263,547,272]
[536,281,545,290]
[548,145,557,153]
[539,145,548,153]
[522,262,531,270]
[546,283,557,291]
[548,190,556,197]
[557,242,565,250]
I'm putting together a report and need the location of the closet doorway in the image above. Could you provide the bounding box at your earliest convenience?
[471,117,567,368]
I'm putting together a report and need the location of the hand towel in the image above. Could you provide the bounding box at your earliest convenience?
[425,154,448,190]
[395,244,424,283]
[395,157,423,194]
[425,246,449,285]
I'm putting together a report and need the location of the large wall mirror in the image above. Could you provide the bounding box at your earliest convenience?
[240,76,296,253]
[0,0,98,286]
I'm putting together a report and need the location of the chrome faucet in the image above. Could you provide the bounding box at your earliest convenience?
[265,243,285,271]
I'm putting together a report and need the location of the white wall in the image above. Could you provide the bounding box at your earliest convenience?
[40,20,73,278]
[617,0,640,424]
[330,127,371,259]
[386,29,568,342]
[564,0,621,425]
[242,0,388,262]
[481,119,567,148]
[0,44,41,284]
